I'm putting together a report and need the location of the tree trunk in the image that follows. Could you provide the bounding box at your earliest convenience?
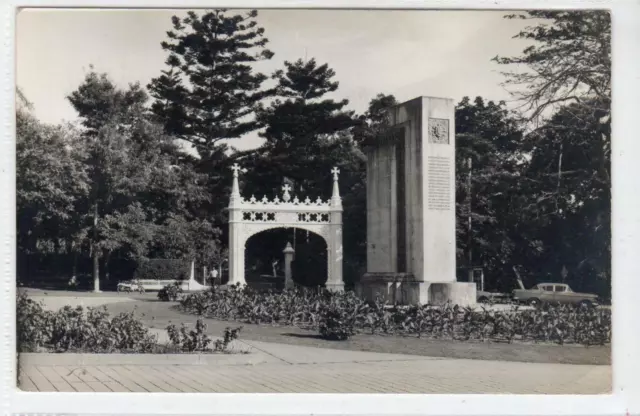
[556,142,563,213]
[92,202,100,293]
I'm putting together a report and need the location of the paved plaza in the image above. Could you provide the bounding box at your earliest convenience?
[19,335,610,394]
[18,292,611,394]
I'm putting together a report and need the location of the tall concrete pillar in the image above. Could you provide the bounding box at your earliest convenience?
[358,96,476,306]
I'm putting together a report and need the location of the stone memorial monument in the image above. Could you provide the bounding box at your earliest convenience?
[356,96,476,306]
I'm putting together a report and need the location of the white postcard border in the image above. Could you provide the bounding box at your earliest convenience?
[2,1,638,415]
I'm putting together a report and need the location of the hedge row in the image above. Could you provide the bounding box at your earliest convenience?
[133,259,190,282]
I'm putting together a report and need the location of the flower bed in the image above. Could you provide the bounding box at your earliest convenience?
[178,285,611,345]
[17,293,241,354]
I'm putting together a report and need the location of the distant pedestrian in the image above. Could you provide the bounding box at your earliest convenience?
[210,268,220,285]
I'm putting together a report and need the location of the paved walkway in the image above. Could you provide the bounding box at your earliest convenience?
[19,291,611,394]
[19,334,611,394]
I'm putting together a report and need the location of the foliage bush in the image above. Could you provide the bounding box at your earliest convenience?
[318,297,357,340]
[17,292,245,354]
[178,286,611,346]
[214,326,242,352]
[134,259,189,282]
[166,319,242,353]
[17,292,51,351]
[158,281,184,301]
[17,292,157,353]
[167,319,211,352]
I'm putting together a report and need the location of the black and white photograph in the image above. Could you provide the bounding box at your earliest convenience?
[13,7,615,396]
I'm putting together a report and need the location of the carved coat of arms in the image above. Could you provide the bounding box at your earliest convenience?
[428,118,449,144]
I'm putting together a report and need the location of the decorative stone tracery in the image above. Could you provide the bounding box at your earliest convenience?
[227,164,344,291]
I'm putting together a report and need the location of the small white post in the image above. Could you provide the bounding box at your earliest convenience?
[188,260,196,291]
[283,242,295,289]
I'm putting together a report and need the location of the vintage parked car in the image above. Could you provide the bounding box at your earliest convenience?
[512,283,599,308]
[476,290,511,304]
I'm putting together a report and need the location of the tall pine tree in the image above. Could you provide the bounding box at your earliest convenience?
[148,10,274,153]
[247,58,356,197]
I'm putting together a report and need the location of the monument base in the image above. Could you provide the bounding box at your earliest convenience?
[325,282,345,292]
[356,273,476,306]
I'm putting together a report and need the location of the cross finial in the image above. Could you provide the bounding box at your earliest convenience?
[231,163,241,177]
[282,184,292,202]
[229,164,242,203]
[330,166,341,206]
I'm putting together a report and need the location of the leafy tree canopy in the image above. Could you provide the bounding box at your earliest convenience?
[494,11,610,122]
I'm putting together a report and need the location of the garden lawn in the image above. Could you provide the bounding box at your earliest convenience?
[102,298,610,366]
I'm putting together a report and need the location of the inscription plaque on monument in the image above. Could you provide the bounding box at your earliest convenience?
[427,156,451,211]
[428,118,449,144]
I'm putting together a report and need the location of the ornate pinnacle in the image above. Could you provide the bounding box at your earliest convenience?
[331,166,341,206]
[231,163,241,177]
[331,167,340,181]
[282,184,292,202]
[230,163,242,203]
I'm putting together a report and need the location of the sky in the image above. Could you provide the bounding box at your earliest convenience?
[16,9,532,151]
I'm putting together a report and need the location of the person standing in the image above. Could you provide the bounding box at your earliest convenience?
[210,267,220,285]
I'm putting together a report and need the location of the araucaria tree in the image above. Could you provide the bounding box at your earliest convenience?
[248,58,357,196]
[148,9,274,153]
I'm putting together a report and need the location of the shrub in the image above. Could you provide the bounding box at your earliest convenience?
[177,287,612,346]
[180,288,214,315]
[134,259,189,282]
[214,327,242,352]
[167,319,211,352]
[16,293,157,353]
[166,319,242,353]
[158,281,184,301]
[16,293,51,352]
[318,304,356,340]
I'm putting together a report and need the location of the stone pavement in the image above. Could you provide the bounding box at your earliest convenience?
[18,336,611,394]
[19,291,611,394]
